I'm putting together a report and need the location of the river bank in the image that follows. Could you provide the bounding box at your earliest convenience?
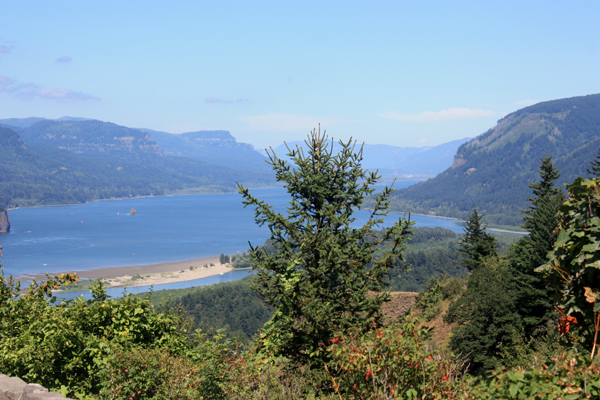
[21,255,233,291]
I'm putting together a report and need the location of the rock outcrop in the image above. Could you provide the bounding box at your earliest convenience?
[128,208,137,215]
[0,211,9,233]
[0,374,73,400]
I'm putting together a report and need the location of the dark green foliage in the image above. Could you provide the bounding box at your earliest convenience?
[510,155,563,339]
[239,129,412,366]
[219,254,231,264]
[457,208,498,271]
[386,227,466,292]
[174,277,272,344]
[445,259,523,375]
[588,146,600,178]
[387,94,600,227]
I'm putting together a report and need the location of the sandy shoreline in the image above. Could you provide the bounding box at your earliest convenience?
[21,255,235,289]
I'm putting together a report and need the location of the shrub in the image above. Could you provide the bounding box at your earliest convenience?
[0,279,189,398]
[326,318,467,399]
[465,352,600,399]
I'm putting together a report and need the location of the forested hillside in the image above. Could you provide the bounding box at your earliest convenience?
[17,119,165,162]
[387,94,600,226]
[0,126,273,208]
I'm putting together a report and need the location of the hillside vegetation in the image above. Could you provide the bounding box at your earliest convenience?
[1,128,599,399]
[0,122,274,208]
[387,94,600,227]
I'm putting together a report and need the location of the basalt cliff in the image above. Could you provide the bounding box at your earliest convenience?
[0,210,9,233]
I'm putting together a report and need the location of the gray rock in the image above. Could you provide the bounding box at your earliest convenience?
[22,384,50,400]
[0,211,9,232]
[0,375,27,400]
[0,378,73,400]
[24,391,71,400]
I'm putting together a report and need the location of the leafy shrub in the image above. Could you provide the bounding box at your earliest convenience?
[327,318,467,399]
[0,279,189,398]
[222,354,335,399]
[99,348,203,400]
[465,352,600,399]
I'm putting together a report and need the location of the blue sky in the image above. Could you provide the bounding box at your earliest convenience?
[1,1,598,149]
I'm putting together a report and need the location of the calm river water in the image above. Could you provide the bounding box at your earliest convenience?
[0,183,466,296]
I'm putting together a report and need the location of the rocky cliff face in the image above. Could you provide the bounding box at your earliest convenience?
[0,211,9,232]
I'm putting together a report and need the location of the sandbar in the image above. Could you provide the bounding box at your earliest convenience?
[22,255,235,289]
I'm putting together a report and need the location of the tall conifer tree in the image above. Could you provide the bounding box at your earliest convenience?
[238,128,412,366]
[457,208,498,271]
[511,155,563,337]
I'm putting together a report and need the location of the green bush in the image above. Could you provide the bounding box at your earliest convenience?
[0,278,189,398]
[465,352,600,399]
[99,348,204,400]
[327,317,467,399]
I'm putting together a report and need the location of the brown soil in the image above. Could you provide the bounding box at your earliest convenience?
[381,291,418,323]
[421,300,456,349]
[380,292,456,350]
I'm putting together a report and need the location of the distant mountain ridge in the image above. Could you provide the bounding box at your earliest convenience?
[387,94,600,227]
[17,120,164,162]
[139,128,269,171]
[267,137,470,177]
[0,122,275,208]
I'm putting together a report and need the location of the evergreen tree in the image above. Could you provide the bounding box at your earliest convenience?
[238,128,413,367]
[511,155,563,338]
[587,146,600,178]
[457,208,498,271]
[445,258,523,375]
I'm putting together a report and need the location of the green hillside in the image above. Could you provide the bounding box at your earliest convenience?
[387,94,600,227]
[0,126,273,208]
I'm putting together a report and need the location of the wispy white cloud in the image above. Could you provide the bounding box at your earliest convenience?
[55,56,73,63]
[240,113,340,131]
[418,139,427,143]
[0,75,99,102]
[514,99,538,106]
[378,108,495,122]
[205,97,249,104]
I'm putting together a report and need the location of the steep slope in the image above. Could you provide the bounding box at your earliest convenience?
[140,128,269,171]
[388,94,600,227]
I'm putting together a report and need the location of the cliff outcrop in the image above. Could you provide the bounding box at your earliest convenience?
[0,211,9,233]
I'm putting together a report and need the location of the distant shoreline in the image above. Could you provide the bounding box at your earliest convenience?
[387,210,527,235]
[4,189,239,212]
